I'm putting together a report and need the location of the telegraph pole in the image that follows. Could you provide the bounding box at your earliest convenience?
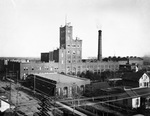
[34,74,36,94]
[16,71,19,107]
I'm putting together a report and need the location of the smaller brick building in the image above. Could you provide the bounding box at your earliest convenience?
[27,73,90,98]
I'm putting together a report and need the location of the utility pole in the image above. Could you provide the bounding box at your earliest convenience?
[34,74,36,94]
[16,71,19,107]
[15,71,19,114]
[9,73,12,103]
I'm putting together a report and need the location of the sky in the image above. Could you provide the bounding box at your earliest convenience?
[0,0,150,58]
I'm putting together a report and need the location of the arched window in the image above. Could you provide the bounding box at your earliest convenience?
[63,87,68,97]
[80,85,84,92]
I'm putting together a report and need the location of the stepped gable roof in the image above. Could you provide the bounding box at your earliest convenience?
[122,71,146,81]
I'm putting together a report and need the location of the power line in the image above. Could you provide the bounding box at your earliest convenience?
[14,87,150,109]
[39,91,150,110]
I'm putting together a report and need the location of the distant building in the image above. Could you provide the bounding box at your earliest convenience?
[0,60,5,73]
[6,61,58,80]
[41,52,50,62]
[4,23,145,80]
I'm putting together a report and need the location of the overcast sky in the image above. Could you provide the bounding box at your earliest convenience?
[0,0,150,58]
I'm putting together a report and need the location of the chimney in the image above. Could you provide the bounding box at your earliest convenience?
[98,30,102,61]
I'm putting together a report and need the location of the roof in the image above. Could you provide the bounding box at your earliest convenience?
[122,71,145,81]
[35,73,90,84]
[92,82,110,90]
[125,87,150,98]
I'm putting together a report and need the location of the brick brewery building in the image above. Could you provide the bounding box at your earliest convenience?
[40,23,119,75]
[5,22,120,80]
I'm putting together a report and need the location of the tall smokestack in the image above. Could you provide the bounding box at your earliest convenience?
[98,30,102,61]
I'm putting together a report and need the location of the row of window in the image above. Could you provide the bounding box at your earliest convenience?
[67,60,81,63]
[82,65,119,69]
[67,44,80,48]
[67,50,81,55]
[139,82,150,87]
[67,55,81,59]
[90,68,117,72]
[23,67,58,71]
[57,85,84,96]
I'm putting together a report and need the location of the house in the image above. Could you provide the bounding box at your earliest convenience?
[0,96,11,113]
[101,87,150,110]
[124,87,150,109]
[122,71,150,88]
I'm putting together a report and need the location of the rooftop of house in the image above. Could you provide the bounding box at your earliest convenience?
[35,73,90,84]
[124,87,150,98]
[122,71,147,81]
[91,81,110,90]
[102,86,150,98]
[101,86,125,94]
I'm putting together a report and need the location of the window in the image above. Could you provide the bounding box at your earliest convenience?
[72,51,76,55]
[45,67,49,70]
[62,60,63,64]
[24,67,28,71]
[136,98,139,106]
[50,67,53,71]
[72,44,76,47]
[61,53,63,57]
[67,50,70,54]
[144,82,147,87]
[57,88,61,96]
[67,67,70,72]
[68,30,70,33]
[73,56,76,59]
[32,67,34,70]
[77,50,80,55]
[147,82,149,87]
[67,36,70,40]
[80,85,84,92]
[68,60,71,63]
[77,45,80,48]
[63,87,68,96]
[139,83,142,87]
[69,87,72,95]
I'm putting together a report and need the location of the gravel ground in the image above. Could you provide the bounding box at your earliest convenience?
[0,80,40,116]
